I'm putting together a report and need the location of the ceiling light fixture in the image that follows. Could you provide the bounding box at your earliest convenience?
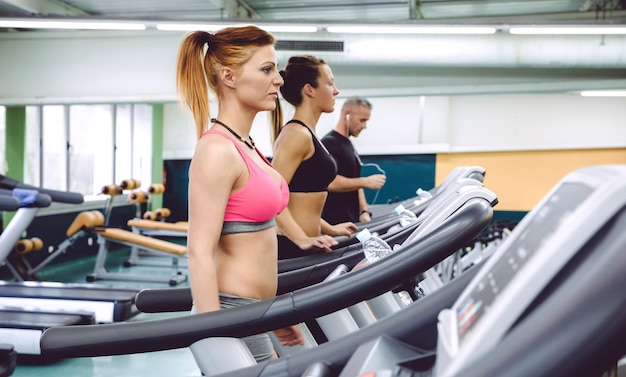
[156,23,317,33]
[261,25,318,33]
[509,26,626,35]
[0,19,146,30]
[155,23,227,31]
[326,25,497,34]
[580,90,626,97]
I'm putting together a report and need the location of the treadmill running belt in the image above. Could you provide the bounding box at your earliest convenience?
[0,281,139,323]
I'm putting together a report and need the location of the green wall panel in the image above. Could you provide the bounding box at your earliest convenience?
[162,154,437,222]
[2,106,26,227]
[360,154,436,205]
[163,159,191,223]
[151,104,164,209]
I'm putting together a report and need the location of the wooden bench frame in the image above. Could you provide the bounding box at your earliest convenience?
[71,211,188,286]
[125,218,188,269]
[28,210,188,286]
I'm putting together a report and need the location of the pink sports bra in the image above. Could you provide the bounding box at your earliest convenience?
[203,130,289,232]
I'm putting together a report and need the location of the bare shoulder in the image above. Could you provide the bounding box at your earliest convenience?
[190,132,243,180]
[280,122,312,140]
[275,123,313,157]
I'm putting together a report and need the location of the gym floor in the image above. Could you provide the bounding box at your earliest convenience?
[8,249,202,377]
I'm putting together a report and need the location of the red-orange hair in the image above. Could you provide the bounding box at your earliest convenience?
[176,25,276,140]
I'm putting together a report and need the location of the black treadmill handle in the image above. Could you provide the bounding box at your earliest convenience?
[0,175,83,204]
[136,222,420,313]
[135,287,192,313]
[0,193,21,211]
[0,188,52,208]
[41,296,293,359]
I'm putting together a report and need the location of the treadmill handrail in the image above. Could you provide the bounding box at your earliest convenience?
[0,188,52,208]
[39,197,493,359]
[135,220,422,313]
[276,176,484,275]
[220,262,484,377]
[0,191,21,211]
[0,175,83,204]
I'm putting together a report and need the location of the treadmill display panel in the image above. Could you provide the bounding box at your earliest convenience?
[455,182,592,342]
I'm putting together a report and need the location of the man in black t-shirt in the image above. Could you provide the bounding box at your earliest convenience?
[321,96,386,224]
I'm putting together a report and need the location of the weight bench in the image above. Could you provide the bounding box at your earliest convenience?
[69,211,188,286]
[125,217,188,268]
[127,218,188,235]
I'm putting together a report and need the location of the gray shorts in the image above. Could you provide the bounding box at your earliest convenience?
[191,293,273,363]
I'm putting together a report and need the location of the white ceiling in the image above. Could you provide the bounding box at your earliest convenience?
[1,0,625,95]
[1,0,625,24]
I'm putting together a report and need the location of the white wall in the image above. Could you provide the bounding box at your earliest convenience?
[2,30,625,158]
[448,94,626,152]
[163,93,626,159]
[2,29,626,104]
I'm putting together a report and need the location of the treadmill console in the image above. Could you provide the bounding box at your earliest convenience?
[435,165,626,377]
[455,182,591,342]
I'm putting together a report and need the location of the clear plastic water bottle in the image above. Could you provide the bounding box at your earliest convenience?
[414,188,433,205]
[356,228,393,263]
[394,204,418,227]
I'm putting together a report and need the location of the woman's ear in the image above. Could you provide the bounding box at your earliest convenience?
[220,67,236,89]
[303,83,315,98]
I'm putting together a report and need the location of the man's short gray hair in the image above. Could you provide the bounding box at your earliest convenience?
[342,96,372,111]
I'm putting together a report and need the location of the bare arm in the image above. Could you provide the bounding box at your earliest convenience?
[328,174,386,192]
[357,188,372,222]
[321,217,358,237]
[187,135,241,313]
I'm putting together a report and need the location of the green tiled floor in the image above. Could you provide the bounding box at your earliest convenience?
[5,248,202,377]
[14,346,200,377]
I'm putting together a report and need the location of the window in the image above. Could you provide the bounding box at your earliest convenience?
[41,105,67,191]
[69,105,114,195]
[132,104,153,189]
[23,104,153,197]
[25,106,41,186]
[115,105,133,184]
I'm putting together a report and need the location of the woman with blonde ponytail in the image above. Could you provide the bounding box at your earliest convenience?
[177,25,303,363]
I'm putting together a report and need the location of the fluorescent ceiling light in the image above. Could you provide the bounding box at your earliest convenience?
[0,19,146,30]
[580,90,626,97]
[260,25,317,33]
[509,26,626,35]
[156,23,227,31]
[326,25,497,34]
[156,23,317,33]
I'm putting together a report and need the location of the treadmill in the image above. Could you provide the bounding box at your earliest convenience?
[133,175,495,314]
[0,195,20,374]
[241,164,626,377]
[317,165,487,256]
[0,192,20,213]
[38,181,495,373]
[0,177,140,359]
[0,343,17,377]
[366,165,485,220]
[277,166,487,274]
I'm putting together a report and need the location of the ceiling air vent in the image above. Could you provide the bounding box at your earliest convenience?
[276,40,344,52]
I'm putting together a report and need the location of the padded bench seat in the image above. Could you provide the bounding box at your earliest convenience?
[127,219,188,234]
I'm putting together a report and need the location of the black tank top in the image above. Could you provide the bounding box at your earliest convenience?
[284,120,337,192]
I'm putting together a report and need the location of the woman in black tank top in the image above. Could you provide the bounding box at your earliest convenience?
[283,119,337,193]
[270,55,358,259]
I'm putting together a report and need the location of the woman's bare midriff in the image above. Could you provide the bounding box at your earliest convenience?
[288,191,327,236]
[215,227,279,300]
